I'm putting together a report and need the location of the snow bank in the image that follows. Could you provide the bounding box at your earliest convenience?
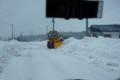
[0,40,23,73]
[60,37,120,72]
[0,40,47,73]
[0,37,120,75]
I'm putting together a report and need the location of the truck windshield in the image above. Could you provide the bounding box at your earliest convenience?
[48,32,58,38]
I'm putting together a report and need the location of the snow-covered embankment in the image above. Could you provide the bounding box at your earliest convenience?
[59,37,120,72]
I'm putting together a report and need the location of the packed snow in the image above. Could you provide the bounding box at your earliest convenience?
[0,37,120,80]
[60,37,120,72]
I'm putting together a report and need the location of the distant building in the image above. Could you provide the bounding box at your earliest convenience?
[90,24,120,39]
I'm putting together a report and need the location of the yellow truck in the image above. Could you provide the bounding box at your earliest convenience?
[47,30,63,49]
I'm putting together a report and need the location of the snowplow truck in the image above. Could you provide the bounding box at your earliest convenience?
[47,30,63,49]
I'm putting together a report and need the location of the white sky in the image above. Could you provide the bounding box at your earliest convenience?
[0,0,120,38]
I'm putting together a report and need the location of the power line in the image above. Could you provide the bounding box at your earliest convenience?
[0,19,11,26]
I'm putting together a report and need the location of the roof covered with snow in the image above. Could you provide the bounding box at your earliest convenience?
[90,24,120,32]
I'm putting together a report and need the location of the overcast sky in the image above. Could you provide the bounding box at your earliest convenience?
[0,0,120,38]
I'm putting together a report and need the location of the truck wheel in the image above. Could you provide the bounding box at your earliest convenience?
[47,42,50,48]
[47,41,54,49]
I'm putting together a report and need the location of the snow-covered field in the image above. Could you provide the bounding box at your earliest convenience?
[0,37,120,80]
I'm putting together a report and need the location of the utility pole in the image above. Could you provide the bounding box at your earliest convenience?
[20,32,22,36]
[20,32,23,37]
[31,30,34,36]
[12,24,14,39]
[86,18,89,36]
[52,17,55,30]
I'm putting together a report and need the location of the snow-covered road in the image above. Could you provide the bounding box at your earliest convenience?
[0,37,120,80]
[0,49,118,80]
